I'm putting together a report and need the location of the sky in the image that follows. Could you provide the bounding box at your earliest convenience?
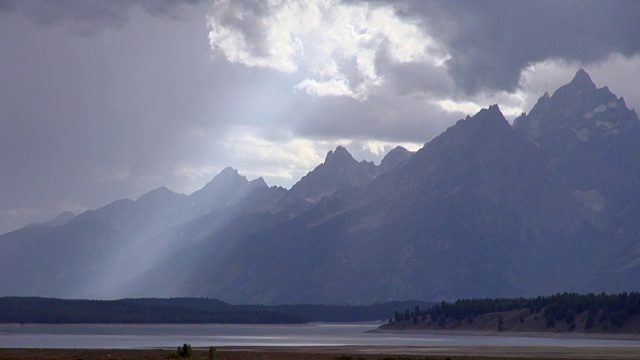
[1,0,639,234]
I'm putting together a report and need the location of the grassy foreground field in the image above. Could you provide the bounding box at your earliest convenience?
[1,346,640,360]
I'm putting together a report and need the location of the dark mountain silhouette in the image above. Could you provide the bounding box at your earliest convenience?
[189,104,601,303]
[513,69,640,193]
[274,145,404,218]
[513,69,640,292]
[1,70,638,304]
[287,145,380,203]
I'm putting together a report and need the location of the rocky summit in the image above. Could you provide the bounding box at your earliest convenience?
[1,70,639,304]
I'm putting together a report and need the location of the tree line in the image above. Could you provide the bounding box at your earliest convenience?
[0,297,301,324]
[0,297,434,324]
[391,292,640,329]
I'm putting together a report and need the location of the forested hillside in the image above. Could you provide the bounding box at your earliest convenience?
[383,292,640,334]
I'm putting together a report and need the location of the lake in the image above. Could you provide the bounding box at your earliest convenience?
[1,323,640,349]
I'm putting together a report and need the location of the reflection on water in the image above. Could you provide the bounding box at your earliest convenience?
[0,323,639,349]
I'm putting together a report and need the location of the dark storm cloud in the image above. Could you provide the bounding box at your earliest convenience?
[374,48,452,96]
[0,0,18,12]
[384,0,640,93]
[286,90,458,144]
[209,0,275,57]
[1,0,206,33]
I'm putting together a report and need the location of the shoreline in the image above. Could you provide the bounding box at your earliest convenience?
[371,327,640,340]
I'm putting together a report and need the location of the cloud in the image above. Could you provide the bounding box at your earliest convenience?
[207,0,640,98]
[430,54,640,121]
[219,126,424,188]
[587,53,640,113]
[361,140,421,156]
[207,0,449,100]
[0,0,18,13]
[295,78,356,98]
[205,0,640,122]
[390,0,640,94]
[1,0,206,34]
[220,126,329,186]
[286,90,459,143]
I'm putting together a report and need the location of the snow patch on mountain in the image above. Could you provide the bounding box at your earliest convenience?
[595,119,621,134]
[571,127,591,142]
[585,101,617,119]
[573,189,606,213]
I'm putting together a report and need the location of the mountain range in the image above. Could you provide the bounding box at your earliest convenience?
[1,69,638,304]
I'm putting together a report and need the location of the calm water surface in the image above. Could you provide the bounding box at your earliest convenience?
[1,323,640,349]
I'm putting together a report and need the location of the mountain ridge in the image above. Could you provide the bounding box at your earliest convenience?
[1,69,639,304]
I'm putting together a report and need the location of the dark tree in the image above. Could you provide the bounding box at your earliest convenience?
[178,344,192,359]
[565,310,575,324]
[585,311,595,329]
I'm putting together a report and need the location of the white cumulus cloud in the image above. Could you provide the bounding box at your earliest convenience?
[207,0,449,100]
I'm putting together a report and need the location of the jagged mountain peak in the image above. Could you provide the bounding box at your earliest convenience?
[446,105,509,135]
[135,186,185,211]
[554,69,604,101]
[462,104,510,133]
[569,68,596,89]
[324,145,356,165]
[511,68,640,196]
[137,186,175,201]
[380,146,413,172]
[187,166,262,211]
[513,69,638,142]
[480,104,504,117]
[288,146,380,204]
[385,146,410,157]
[201,167,247,188]
[217,166,241,178]
[189,167,248,196]
[248,177,268,189]
[459,104,505,121]
[409,104,513,172]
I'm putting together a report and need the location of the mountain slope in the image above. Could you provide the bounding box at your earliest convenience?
[513,69,640,291]
[0,167,266,298]
[128,74,640,303]
[0,219,121,297]
[134,146,410,298]
[513,69,640,193]
[379,146,413,172]
[184,105,602,303]
[287,146,380,203]
[36,211,76,227]
[2,70,638,304]
[190,167,267,213]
